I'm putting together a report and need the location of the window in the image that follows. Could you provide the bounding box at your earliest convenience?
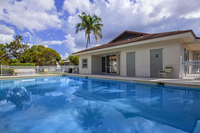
[82,59,88,68]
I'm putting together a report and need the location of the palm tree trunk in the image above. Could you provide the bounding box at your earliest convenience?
[86,35,89,49]
[86,33,90,49]
[88,33,90,45]
[86,38,88,49]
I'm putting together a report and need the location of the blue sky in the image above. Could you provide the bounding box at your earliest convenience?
[0,0,200,59]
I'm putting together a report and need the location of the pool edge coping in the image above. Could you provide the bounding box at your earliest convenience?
[0,74,59,80]
[0,74,199,89]
[64,74,200,89]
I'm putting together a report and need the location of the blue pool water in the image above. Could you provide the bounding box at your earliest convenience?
[0,76,200,133]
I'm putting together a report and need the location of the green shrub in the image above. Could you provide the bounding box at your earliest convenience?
[69,55,79,65]
[10,63,35,66]
[0,68,14,75]
[10,59,18,64]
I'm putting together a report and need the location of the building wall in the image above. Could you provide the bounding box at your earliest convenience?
[78,39,183,78]
[179,43,184,77]
[120,39,182,78]
[91,55,101,74]
[79,55,92,74]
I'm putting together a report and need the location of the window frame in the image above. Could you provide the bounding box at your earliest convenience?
[82,58,88,68]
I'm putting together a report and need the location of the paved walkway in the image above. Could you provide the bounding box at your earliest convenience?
[66,73,200,88]
[0,73,200,88]
[0,74,59,80]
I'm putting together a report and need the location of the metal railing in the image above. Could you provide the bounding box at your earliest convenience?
[0,65,79,76]
[182,61,200,79]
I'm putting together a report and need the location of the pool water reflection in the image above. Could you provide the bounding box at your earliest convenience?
[0,76,200,133]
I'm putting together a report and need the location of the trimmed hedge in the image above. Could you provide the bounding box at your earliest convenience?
[0,68,14,75]
[10,63,35,66]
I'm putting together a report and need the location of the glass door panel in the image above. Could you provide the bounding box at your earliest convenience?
[105,55,117,73]
[106,56,111,73]
[111,55,117,73]
[101,57,106,73]
[184,48,189,75]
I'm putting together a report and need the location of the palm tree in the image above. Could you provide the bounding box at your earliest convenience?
[75,12,104,49]
[77,101,103,130]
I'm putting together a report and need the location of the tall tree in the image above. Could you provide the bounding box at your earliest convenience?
[0,44,10,65]
[5,35,29,59]
[0,44,6,58]
[75,12,104,49]
[20,45,61,66]
[69,55,79,65]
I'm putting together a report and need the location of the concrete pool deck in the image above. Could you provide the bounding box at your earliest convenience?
[0,73,200,88]
[0,74,59,80]
[65,73,200,88]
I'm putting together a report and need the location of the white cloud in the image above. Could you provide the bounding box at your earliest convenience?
[27,43,33,47]
[62,0,200,53]
[0,0,61,32]
[0,24,15,44]
[41,40,63,46]
[0,24,15,35]
[60,53,69,60]
[26,34,81,57]
[63,34,82,54]
[1,0,200,56]
[63,0,91,15]
[41,34,81,57]
[0,34,14,44]
[180,9,200,19]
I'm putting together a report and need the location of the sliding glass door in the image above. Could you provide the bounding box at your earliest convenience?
[101,57,106,73]
[184,48,189,75]
[102,55,117,73]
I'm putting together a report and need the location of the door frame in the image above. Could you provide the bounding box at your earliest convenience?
[101,56,106,73]
[126,52,136,77]
[150,49,164,77]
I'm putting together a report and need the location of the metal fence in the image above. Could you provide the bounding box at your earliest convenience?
[182,61,200,79]
[0,65,79,76]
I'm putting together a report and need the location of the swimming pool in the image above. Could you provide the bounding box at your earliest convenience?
[0,76,200,133]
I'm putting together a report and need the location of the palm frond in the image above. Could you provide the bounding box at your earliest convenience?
[75,27,86,34]
[82,12,87,16]
[94,23,104,27]
[75,23,81,28]
[97,33,103,39]
[93,14,102,22]
[85,32,88,38]
[75,29,79,34]
[78,15,83,21]
[94,34,98,42]
[93,25,102,33]
[81,22,87,28]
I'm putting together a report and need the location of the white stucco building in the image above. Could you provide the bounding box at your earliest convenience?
[73,30,200,78]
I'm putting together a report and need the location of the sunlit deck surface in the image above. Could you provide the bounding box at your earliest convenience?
[66,73,200,88]
[0,74,59,80]
[1,73,200,88]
